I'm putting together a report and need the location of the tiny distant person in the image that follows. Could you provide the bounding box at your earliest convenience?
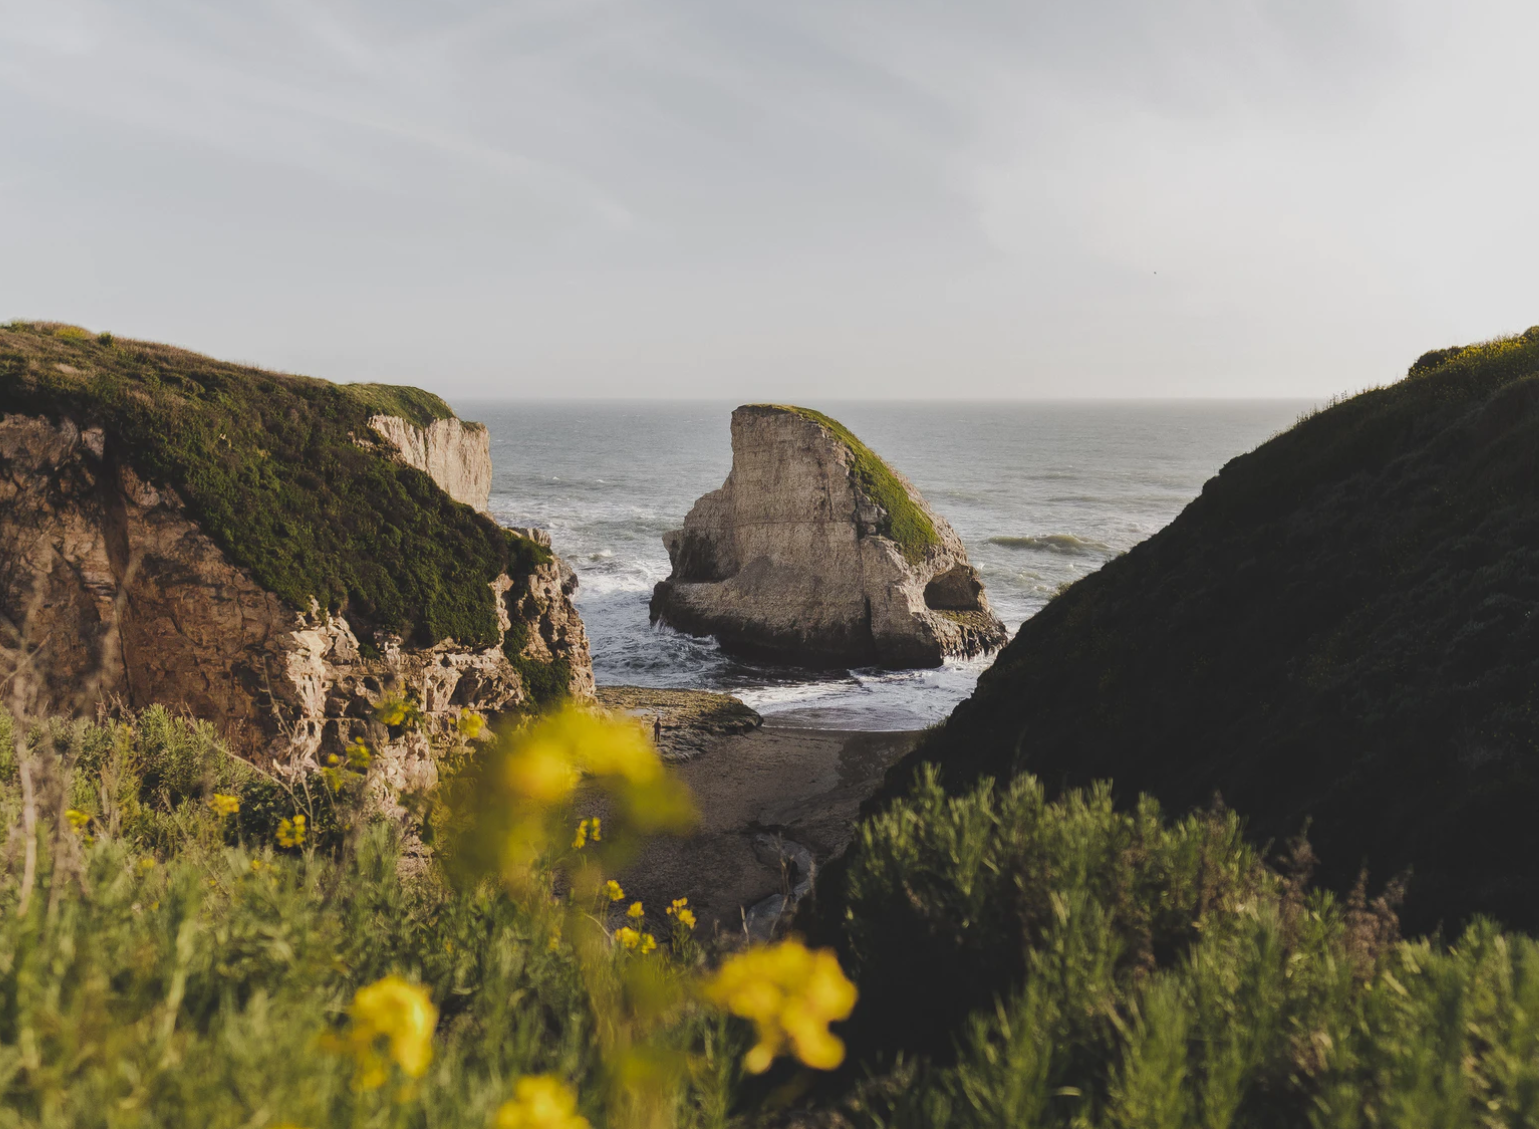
[653,714,663,744]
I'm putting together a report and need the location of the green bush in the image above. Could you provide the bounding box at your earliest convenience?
[808,766,1539,1128]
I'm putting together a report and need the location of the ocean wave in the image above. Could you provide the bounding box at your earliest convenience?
[987,533,1111,556]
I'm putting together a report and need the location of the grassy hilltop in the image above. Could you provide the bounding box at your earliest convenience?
[0,321,544,649]
[866,326,1539,938]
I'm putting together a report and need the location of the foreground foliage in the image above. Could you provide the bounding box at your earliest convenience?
[811,767,1539,1128]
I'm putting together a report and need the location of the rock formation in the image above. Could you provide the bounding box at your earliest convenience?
[0,324,591,804]
[367,413,492,510]
[650,404,1008,667]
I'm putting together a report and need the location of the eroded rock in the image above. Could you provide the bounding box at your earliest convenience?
[650,405,1009,667]
[367,414,492,510]
[0,413,591,805]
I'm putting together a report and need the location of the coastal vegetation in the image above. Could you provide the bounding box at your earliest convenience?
[0,321,545,648]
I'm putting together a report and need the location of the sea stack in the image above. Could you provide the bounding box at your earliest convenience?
[650,404,1008,667]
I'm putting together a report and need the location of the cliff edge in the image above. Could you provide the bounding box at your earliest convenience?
[0,322,591,796]
[650,404,1007,667]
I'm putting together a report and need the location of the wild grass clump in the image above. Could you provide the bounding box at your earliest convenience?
[807,766,1539,1128]
[0,322,544,648]
[760,405,941,565]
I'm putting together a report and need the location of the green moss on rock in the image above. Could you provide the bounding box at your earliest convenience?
[341,382,460,430]
[0,322,546,648]
[761,404,940,564]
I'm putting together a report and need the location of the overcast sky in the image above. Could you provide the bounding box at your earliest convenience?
[2,1,1536,400]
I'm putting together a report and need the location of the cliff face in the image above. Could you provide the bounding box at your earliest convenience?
[868,327,1539,933]
[0,324,591,797]
[367,414,492,511]
[650,405,1007,667]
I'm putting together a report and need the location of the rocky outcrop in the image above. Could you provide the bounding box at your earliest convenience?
[0,412,590,801]
[367,414,492,510]
[650,405,1008,667]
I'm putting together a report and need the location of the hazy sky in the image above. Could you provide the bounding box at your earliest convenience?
[3,1,1537,400]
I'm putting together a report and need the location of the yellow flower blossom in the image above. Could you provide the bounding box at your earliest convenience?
[456,710,484,739]
[604,880,625,902]
[627,901,644,920]
[639,933,657,955]
[326,974,438,1090]
[64,809,90,832]
[614,927,641,950]
[665,897,696,930]
[571,817,601,850]
[277,814,307,849]
[345,736,372,769]
[703,940,857,1074]
[495,1074,590,1129]
[208,793,240,816]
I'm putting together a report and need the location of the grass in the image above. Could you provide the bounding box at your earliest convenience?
[342,382,463,430]
[755,405,941,565]
[0,703,738,1129]
[13,700,1539,1127]
[0,322,547,648]
[876,324,1539,937]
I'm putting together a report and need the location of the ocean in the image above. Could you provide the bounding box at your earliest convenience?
[463,401,1312,731]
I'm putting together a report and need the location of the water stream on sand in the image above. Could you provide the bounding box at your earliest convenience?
[461,401,1312,731]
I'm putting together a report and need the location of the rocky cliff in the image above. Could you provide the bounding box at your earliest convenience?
[650,404,1007,667]
[0,323,591,796]
[366,413,491,511]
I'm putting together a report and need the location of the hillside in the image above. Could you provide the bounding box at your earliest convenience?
[858,327,1539,938]
[0,321,534,648]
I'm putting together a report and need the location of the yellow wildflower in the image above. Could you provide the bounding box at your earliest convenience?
[345,736,372,769]
[495,1074,590,1129]
[137,856,156,872]
[666,897,695,929]
[627,901,645,920]
[64,809,90,832]
[639,933,657,955]
[277,814,307,849]
[327,974,438,1090]
[250,858,265,873]
[571,817,601,850]
[208,793,240,816]
[456,710,484,739]
[604,880,625,902]
[614,927,641,950]
[703,940,857,1074]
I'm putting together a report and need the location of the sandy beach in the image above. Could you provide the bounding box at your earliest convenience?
[598,687,922,940]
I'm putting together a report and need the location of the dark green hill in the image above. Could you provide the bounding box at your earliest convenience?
[0,321,545,647]
[872,327,1539,937]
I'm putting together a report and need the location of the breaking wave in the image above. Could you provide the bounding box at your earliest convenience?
[987,533,1111,556]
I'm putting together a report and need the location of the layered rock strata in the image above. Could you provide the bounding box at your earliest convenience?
[367,414,492,510]
[0,412,590,802]
[650,405,1008,667]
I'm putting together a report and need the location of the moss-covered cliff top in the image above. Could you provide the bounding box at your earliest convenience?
[0,321,543,647]
[747,404,941,564]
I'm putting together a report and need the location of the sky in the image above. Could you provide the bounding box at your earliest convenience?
[2,0,1537,401]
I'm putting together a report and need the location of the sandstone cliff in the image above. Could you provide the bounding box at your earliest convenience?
[650,404,1008,667]
[0,323,591,797]
[367,414,492,510]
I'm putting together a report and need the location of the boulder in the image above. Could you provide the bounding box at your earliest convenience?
[650,404,1008,667]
